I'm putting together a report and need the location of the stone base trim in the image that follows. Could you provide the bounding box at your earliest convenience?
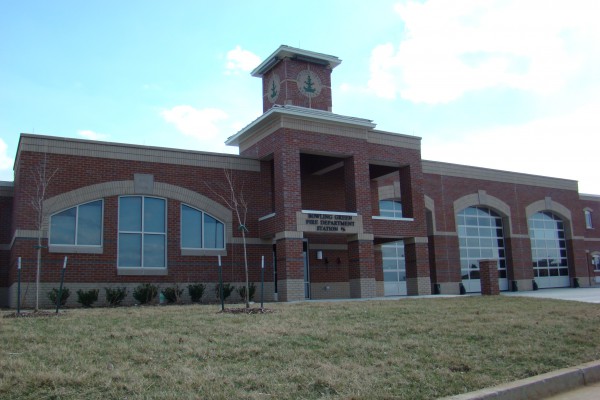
[513,279,534,292]
[349,278,376,298]
[407,277,432,295]
[436,282,461,295]
[278,279,305,302]
[310,282,350,300]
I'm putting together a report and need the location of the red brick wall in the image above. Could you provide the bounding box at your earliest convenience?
[423,172,594,285]
[301,167,346,211]
[7,150,276,288]
[261,58,333,112]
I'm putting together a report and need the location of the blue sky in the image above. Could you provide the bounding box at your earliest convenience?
[1,0,599,194]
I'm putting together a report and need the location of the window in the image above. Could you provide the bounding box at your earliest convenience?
[593,255,600,272]
[528,212,569,278]
[379,200,403,218]
[181,204,225,249]
[585,210,593,229]
[118,196,166,268]
[456,207,507,287]
[50,200,103,246]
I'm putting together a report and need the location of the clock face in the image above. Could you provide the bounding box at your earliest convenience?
[266,74,280,103]
[296,70,322,98]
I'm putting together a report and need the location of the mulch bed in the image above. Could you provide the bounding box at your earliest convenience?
[219,307,275,314]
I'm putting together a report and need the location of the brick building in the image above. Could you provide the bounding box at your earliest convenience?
[1,45,599,308]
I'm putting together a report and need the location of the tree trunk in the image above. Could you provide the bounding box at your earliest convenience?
[242,230,249,309]
[35,235,41,311]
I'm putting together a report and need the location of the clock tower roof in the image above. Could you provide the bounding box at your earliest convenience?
[251,45,342,78]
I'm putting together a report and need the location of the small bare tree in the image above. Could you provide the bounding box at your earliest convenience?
[29,154,58,311]
[209,168,251,309]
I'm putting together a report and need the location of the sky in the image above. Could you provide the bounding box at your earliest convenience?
[1,0,599,194]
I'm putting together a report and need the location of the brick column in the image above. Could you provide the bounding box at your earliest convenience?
[428,234,461,294]
[569,238,593,287]
[505,236,534,291]
[480,259,499,295]
[273,148,301,230]
[344,155,373,231]
[275,237,305,302]
[405,238,432,295]
[348,238,376,298]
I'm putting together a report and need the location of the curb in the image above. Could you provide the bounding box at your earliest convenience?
[442,360,600,400]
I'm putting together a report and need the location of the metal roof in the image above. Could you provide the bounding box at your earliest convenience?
[251,45,342,77]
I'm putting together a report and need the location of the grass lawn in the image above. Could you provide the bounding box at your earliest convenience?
[2,296,600,399]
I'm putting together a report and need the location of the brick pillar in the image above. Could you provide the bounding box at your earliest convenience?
[428,234,461,294]
[344,155,373,231]
[348,238,376,298]
[273,148,301,230]
[569,238,593,287]
[405,238,432,295]
[505,236,534,291]
[276,238,305,301]
[480,259,499,295]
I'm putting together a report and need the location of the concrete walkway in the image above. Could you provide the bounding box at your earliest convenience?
[444,287,600,399]
[501,287,600,303]
[545,381,600,400]
[442,360,600,400]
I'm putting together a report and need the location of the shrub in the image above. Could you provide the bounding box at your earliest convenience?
[105,287,127,307]
[48,287,70,306]
[237,282,256,302]
[187,283,205,303]
[133,283,158,304]
[161,285,183,304]
[76,289,99,308]
[215,283,235,301]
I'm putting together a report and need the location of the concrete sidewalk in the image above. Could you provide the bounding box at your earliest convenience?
[545,381,600,399]
[442,360,600,400]
[501,287,600,303]
[443,287,600,399]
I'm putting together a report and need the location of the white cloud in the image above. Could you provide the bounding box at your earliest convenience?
[161,105,228,140]
[0,138,13,174]
[369,0,599,103]
[422,101,600,194]
[225,45,261,74]
[78,130,108,140]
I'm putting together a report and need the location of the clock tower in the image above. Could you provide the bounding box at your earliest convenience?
[251,45,341,113]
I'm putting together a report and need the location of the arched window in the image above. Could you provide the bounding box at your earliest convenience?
[528,211,569,288]
[50,200,103,246]
[457,206,507,292]
[181,204,225,250]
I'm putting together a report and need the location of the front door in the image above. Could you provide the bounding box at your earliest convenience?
[383,240,407,296]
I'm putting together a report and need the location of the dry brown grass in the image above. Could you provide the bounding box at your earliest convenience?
[2,296,600,399]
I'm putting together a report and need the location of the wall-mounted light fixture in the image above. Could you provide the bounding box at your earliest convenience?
[316,250,323,260]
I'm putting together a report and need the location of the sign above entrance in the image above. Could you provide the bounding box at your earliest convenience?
[297,211,363,234]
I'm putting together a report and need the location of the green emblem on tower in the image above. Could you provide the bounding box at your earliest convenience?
[266,74,280,103]
[270,80,278,99]
[297,70,322,98]
[303,74,316,93]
